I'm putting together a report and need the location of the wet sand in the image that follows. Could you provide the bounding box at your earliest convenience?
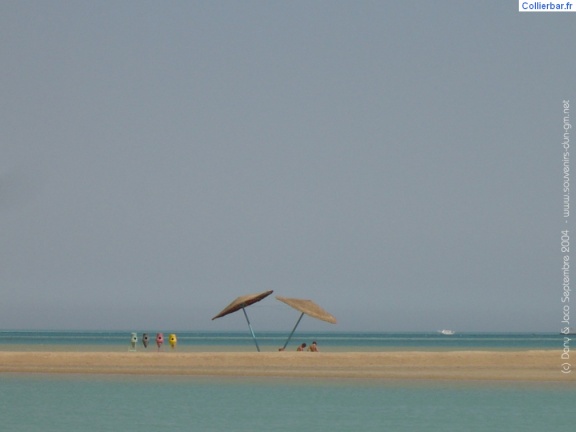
[0,350,572,381]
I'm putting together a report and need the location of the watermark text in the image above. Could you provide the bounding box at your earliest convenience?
[519,1,575,11]
[561,100,572,374]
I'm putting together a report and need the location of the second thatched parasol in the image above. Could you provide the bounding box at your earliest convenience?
[276,296,337,350]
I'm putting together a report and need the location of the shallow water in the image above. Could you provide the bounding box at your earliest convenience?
[1,374,574,432]
[1,331,572,430]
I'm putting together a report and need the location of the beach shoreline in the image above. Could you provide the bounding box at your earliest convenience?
[0,350,572,382]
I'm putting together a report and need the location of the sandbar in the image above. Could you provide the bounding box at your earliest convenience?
[0,350,573,382]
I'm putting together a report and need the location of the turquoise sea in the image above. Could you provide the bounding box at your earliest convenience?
[1,331,574,431]
[1,374,574,431]
[0,330,565,351]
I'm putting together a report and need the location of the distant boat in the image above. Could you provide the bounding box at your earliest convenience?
[439,329,455,335]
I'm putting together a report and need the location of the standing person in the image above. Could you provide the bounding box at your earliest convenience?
[308,341,319,352]
[297,343,307,351]
[142,333,149,348]
[129,333,138,352]
[156,333,164,351]
[169,333,177,349]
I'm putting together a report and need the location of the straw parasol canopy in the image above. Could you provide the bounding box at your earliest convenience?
[212,290,274,320]
[276,296,337,324]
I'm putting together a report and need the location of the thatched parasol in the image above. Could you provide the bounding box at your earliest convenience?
[211,290,273,351]
[276,296,337,349]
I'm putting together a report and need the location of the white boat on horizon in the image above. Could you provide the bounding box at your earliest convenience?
[439,329,455,335]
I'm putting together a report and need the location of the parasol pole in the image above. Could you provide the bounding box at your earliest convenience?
[282,312,305,350]
[242,306,261,352]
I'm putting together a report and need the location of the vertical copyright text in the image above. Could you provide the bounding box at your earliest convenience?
[561,100,572,374]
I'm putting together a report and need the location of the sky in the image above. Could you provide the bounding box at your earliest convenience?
[1,1,574,332]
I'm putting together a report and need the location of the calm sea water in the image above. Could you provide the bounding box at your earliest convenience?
[0,330,563,351]
[1,374,574,432]
[1,331,573,431]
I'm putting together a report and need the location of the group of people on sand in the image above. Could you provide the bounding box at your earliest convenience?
[297,341,319,352]
[130,332,178,351]
[278,341,320,352]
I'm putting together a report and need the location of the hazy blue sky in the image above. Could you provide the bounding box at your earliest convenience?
[1,1,574,332]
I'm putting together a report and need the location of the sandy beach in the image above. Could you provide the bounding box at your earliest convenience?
[0,350,572,382]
